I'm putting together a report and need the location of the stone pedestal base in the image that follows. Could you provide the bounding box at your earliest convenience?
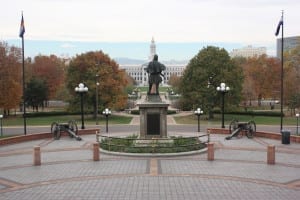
[138,96,169,139]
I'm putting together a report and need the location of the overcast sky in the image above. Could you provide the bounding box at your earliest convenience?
[1,0,299,59]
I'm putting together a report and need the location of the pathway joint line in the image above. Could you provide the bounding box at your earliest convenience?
[150,158,158,176]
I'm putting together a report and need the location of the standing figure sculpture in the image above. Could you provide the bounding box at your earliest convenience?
[145,54,166,95]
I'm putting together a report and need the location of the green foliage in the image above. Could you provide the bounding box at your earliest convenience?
[25,77,48,111]
[179,46,243,116]
[288,93,300,108]
[25,111,78,117]
[100,135,206,153]
[126,110,177,115]
[167,110,177,115]
[130,110,140,115]
[213,110,283,117]
[3,114,132,126]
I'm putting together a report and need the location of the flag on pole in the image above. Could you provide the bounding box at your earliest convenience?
[19,13,25,38]
[275,16,283,36]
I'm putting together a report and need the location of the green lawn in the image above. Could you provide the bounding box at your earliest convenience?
[1,113,297,127]
[137,86,170,93]
[2,114,132,126]
[174,114,298,126]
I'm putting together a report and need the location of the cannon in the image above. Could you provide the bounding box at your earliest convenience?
[50,120,82,141]
[226,119,256,140]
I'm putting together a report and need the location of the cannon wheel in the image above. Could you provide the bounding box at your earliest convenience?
[246,121,256,138]
[229,119,239,135]
[68,120,78,138]
[51,122,61,140]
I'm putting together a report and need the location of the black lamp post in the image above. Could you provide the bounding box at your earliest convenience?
[75,83,88,129]
[217,82,230,128]
[95,75,99,125]
[102,108,111,133]
[0,114,3,136]
[194,108,203,132]
[296,113,299,136]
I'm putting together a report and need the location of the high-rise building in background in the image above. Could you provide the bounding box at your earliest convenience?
[230,45,266,58]
[276,36,300,58]
[119,38,187,86]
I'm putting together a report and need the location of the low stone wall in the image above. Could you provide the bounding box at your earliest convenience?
[1,128,299,145]
[207,128,300,143]
[0,129,100,146]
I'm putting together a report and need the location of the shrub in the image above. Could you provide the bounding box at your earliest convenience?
[100,135,206,153]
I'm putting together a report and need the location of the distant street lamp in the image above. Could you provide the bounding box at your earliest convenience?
[95,75,100,125]
[217,82,230,128]
[0,114,3,137]
[194,108,203,132]
[296,113,299,136]
[75,83,88,129]
[102,108,111,133]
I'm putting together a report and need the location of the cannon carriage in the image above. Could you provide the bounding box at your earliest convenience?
[50,120,81,141]
[226,119,256,140]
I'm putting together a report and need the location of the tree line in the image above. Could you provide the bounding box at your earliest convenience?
[0,41,299,117]
[170,46,300,116]
[0,41,128,116]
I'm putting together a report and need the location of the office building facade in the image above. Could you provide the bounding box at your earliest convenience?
[276,36,300,58]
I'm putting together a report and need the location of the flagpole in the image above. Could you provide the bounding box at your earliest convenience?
[20,12,27,135]
[280,10,284,131]
[22,35,27,135]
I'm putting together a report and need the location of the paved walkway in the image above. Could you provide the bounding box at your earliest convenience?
[0,133,300,199]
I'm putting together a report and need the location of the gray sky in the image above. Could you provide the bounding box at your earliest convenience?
[1,0,299,58]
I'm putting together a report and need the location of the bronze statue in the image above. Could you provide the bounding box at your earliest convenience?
[145,54,166,95]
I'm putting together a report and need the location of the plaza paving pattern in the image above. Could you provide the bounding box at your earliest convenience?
[0,134,299,200]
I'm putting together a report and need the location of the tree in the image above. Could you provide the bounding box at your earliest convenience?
[241,55,281,106]
[28,55,65,99]
[168,74,181,93]
[25,77,48,111]
[0,41,22,115]
[66,51,128,114]
[284,43,300,114]
[179,46,243,118]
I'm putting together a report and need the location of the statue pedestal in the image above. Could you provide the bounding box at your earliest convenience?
[138,95,169,138]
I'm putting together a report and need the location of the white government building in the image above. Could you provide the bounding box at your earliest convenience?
[230,45,266,58]
[119,38,187,86]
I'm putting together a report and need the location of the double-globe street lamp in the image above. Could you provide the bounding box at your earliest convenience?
[75,83,88,129]
[217,82,230,128]
[102,108,111,133]
[194,108,203,132]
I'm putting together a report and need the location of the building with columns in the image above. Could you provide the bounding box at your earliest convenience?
[119,38,187,86]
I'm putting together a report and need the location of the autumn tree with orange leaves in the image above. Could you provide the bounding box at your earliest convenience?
[27,55,66,99]
[0,41,22,115]
[240,55,281,106]
[283,44,300,114]
[66,51,128,114]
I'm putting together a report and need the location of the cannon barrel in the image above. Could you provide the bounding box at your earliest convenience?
[66,129,82,141]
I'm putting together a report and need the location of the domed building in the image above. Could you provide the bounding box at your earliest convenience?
[119,38,187,86]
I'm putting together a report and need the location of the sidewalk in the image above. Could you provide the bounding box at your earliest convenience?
[0,132,299,199]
